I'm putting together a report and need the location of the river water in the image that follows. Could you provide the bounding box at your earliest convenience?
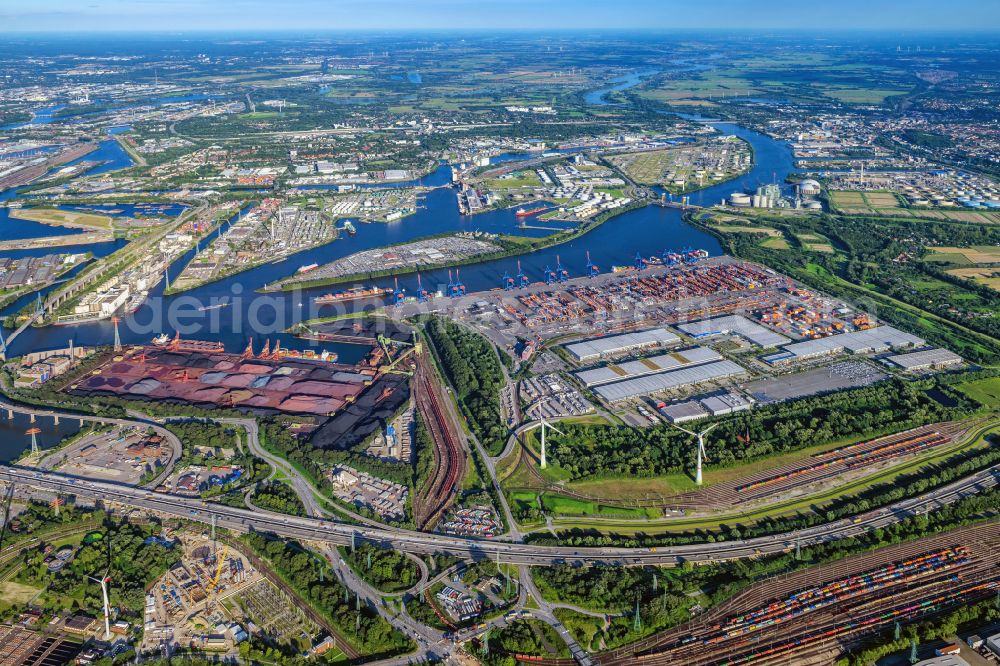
[0,81,797,371]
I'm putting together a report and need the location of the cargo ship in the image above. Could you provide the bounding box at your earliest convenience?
[515,206,547,218]
[279,348,338,363]
[314,286,393,305]
[153,332,225,353]
[297,263,319,274]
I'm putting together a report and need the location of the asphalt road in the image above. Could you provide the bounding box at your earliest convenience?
[3,463,997,567]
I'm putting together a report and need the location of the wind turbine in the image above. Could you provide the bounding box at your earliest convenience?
[671,422,718,486]
[87,573,112,640]
[527,415,564,469]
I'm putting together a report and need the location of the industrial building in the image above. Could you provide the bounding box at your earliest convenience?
[676,314,791,348]
[764,325,925,364]
[656,391,754,422]
[593,360,748,403]
[912,656,970,666]
[884,348,963,372]
[565,327,680,363]
[658,400,709,423]
[575,346,722,387]
[701,391,754,416]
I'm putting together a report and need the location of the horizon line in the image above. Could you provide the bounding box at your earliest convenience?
[2,27,1000,36]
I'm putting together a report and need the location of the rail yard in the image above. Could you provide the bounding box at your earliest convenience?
[603,525,1000,666]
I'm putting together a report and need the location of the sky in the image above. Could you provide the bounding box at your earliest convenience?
[0,0,998,33]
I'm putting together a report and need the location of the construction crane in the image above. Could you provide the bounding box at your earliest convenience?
[207,544,229,593]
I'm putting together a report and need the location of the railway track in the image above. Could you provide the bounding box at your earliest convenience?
[413,352,465,529]
[598,523,1000,664]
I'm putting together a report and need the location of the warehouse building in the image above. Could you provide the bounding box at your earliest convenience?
[676,314,791,348]
[884,348,962,372]
[765,325,925,364]
[658,400,710,423]
[913,657,970,666]
[565,327,680,363]
[701,392,754,416]
[575,346,722,387]
[594,360,748,403]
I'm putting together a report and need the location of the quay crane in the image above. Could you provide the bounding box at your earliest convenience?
[415,272,428,302]
[555,255,569,282]
[586,250,599,278]
[502,271,515,291]
[516,260,529,288]
[447,269,466,298]
[543,264,557,285]
[392,277,406,306]
[634,251,648,270]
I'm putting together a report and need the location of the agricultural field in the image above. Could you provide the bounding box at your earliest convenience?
[828,190,904,215]
[796,233,835,253]
[637,52,912,107]
[947,267,1000,292]
[865,191,903,208]
[926,246,1000,265]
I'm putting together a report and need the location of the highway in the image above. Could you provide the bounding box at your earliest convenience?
[3,462,998,567]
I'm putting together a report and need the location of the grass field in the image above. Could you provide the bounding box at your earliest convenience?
[541,421,999,534]
[811,85,909,104]
[540,493,660,519]
[0,581,41,604]
[796,233,835,253]
[11,208,113,230]
[955,377,1000,409]
[760,236,790,250]
[485,170,541,189]
[711,224,783,236]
